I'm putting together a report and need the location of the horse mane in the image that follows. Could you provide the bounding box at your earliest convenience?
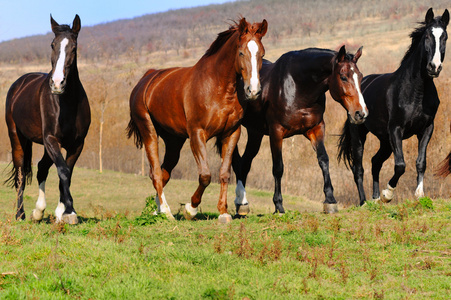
[52,24,72,33]
[204,20,241,57]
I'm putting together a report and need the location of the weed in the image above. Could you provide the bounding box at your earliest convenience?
[418,197,434,210]
[134,196,168,225]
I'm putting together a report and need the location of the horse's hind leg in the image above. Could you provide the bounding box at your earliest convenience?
[350,124,368,206]
[31,150,53,222]
[305,121,338,213]
[370,141,392,201]
[414,123,434,198]
[232,131,264,216]
[8,131,31,220]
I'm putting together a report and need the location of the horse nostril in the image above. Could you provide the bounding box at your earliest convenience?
[355,111,363,120]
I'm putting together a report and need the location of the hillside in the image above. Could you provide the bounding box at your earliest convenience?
[0,0,449,206]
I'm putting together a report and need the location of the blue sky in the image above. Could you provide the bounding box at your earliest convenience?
[0,0,233,42]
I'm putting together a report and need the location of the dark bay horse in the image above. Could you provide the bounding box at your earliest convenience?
[338,8,449,205]
[232,45,367,215]
[127,18,267,223]
[5,15,90,224]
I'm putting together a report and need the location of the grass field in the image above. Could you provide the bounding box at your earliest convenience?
[1,163,451,299]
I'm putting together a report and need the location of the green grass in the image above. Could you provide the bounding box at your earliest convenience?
[1,164,451,299]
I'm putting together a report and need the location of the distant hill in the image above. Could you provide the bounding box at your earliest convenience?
[0,0,448,64]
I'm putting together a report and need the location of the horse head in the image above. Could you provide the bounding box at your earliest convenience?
[423,8,449,78]
[49,14,81,94]
[329,45,368,124]
[235,18,268,100]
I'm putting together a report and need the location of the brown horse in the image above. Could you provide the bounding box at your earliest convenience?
[436,122,451,177]
[127,18,267,223]
[5,15,90,224]
[232,46,366,215]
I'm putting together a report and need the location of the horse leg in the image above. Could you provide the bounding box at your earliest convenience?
[382,126,405,203]
[9,132,31,220]
[269,126,285,214]
[414,123,434,198]
[161,135,186,187]
[42,135,77,223]
[370,141,392,201]
[350,124,368,206]
[31,150,53,222]
[232,131,264,216]
[186,129,211,220]
[305,121,338,213]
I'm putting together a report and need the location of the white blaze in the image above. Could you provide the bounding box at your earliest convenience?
[431,27,444,71]
[351,68,368,118]
[247,40,259,94]
[52,38,69,89]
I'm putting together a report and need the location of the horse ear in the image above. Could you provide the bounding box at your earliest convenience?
[353,46,363,63]
[50,14,59,34]
[425,8,434,24]
[441,9,450,27]
[257,19,268,37]
[72,14,81,35]
[337,45,346,62]
[238,18,248,35]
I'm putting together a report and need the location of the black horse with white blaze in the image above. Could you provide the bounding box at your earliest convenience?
[338,8,449,205]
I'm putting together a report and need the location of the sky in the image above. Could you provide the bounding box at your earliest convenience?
[0,0,233,42]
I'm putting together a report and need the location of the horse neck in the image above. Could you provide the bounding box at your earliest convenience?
[396,42,429,86]
[201,33,240,83]
[307,54,333,96]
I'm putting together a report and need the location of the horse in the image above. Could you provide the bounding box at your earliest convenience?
[127,18,267,223]
[337,8,449,205]
[435,122,451,177]
[5,15,90,224]
[232,45,367,215]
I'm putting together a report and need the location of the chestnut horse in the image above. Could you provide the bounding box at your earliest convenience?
[338,8,449,205]
[127,18,267,223]
[232,46,367,215]
[5,15,90,224]
[436,122,451,177]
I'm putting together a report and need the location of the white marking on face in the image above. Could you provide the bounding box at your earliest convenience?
[431,27,444,71]
[52,38,69,89]
[235,180,248,205]
[352,69,368,117]
[247,40,259,94]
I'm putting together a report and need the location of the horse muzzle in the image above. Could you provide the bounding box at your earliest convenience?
[244,84,261,100]
[427,63,442,78]
[349,110,367,125]
[50,79,66,94]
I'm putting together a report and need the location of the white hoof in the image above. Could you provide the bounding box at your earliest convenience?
[218,213,232,224]
[414,182,424,198]
[381,184,395,203]
[183,203,198,220]
[31,209,45,222]
[236,203,250,216]
[62,213,78,225]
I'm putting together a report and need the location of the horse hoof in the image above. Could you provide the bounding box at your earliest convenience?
[62,214,78,225]
[323,203,339,214]
[380,191,393,203]
[182,203,197,221]
[236,203,250,216]
[31,209,44,223]
[218,213,232,224]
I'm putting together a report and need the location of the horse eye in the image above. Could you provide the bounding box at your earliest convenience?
[51,43,55,49]
[239,51,244,57]
[340,75,348,82]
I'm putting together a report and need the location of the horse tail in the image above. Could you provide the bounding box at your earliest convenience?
[337,118,354,170]
[4,144,33,188]
[435,152,451,177]
[126,117,143,149]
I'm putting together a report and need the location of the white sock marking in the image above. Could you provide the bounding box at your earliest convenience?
[415,180,424,198]
[52,38,68,90]
[235,180,248,205]
[247,40,259,94]
[55,202,65,223]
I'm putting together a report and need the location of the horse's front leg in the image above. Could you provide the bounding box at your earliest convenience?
[43,135,77,223]
[232,130,264,216]
[183,129,211,221]
[414,123,434,198]
[216,127,241,223]
[269,126,285,214]
[31,150,53,222]
[382,126,405,202]
[305,121,338,213]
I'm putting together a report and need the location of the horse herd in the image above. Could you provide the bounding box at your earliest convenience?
[4,8,450,224]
